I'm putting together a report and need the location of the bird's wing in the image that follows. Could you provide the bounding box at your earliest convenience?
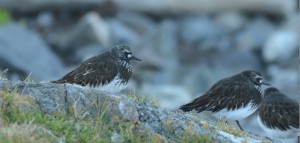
[52,56,118,87]
[180,81,261,113]
[259,94,299,130]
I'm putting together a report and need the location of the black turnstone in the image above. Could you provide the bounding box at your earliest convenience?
[180,70,270,130]
[52,45,141,93]
[257,87,299,140]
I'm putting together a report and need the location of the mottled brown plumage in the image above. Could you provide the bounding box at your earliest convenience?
[258,87,299,131]
[180,70,269,130]
[180,70,267,113]
[52,45,141,92]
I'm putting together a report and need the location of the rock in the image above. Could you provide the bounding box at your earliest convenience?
[0,80,273,142]
[0,124,59,142]
[151,18,178,73]
[262,30,298,63]
[36,11,55,28]
[135,19,179,86]
[0,23,65,81]
[178,15,227,64]
[112,0,295,16]
[179,15,222,45]
[0,0,107,12]
[115,12,157,40]
[215,12,247,33]
[213,49,262,72]
[141,84,192,110]
[74,44,106,62]
[107,19,141,46]
[235,17,276,51]
[182,50,261,95]
[111,132,125,143]
[58,12,110,50]
[266,65,298,100]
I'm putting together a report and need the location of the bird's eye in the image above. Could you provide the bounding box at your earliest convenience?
[125,52,132,58]
[255,77,262,83]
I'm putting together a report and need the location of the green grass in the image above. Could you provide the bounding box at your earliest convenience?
[0,89,151,143]
[0,87,263,143]
[0,9,10,25]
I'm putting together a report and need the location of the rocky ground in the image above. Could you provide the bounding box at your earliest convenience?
[0,0,298,141]
[0,79,276,143]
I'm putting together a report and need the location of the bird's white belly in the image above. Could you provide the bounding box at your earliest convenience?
[257,115,298,139]
[98,75,127,93]
[213,103,258,120]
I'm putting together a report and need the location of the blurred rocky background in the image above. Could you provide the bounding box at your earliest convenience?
[0,0,298,139]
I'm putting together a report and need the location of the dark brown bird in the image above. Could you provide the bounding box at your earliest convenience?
[180,70,270,130]
[257,87,299,139]
[52,45,141,93]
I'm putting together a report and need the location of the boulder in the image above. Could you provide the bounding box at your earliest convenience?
[0,79,274,142]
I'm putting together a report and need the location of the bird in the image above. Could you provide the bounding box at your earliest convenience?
[257,87,299,140]
[179,70,270,130]
[52,45,141,93]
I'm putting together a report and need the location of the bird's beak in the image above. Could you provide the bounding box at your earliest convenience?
[261,82,270,86]
[131,56,142,61]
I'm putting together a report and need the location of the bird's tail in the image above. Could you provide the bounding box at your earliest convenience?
[179,103,194,112]
[179,96,208,112]
[180,100,203,112]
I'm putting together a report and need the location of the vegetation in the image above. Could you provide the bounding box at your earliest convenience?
[0,89,151,143]
[0,89,215,143]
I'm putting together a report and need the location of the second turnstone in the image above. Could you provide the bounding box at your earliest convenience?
[180,70,270,130]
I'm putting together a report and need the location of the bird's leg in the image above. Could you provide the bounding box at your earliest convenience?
[236,120,244,131]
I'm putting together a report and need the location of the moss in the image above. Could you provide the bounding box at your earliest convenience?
[0,88,266,143]
[0,9,10,25]
[0,90,153,143]
[180,132,213,143]
[151,133,167,143]
[216,119,244,137]
[124,91,158,106]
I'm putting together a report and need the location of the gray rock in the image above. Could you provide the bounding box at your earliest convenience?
[115,12,157,41]
[111,132,125,143]
[58,12,110,50]
[36,11,55,28]
[112,0,295,16]
[0,0,106,12]
[74,44,106,62]
[262,30,298,63]
[179,15,223,44]
[141,84,192,110]
[0,80,273,142]
[135,19,178,85]
[107,19,141,46]
[215,12,247,33]
[182,50,262,95]
[178,15,228,64]
[235,17,275,50]
[266,65,298,100]
[214,49,262,71]
[150,19,178,72]
[0,23,65,81]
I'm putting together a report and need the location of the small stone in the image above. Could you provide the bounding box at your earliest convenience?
[215,12,247,33]
[118,101,138,121]
[107,19,140,46]
[111,132,125,143]
[263,30,298,63]
[235,17,275,50]
[36,11,54,28]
